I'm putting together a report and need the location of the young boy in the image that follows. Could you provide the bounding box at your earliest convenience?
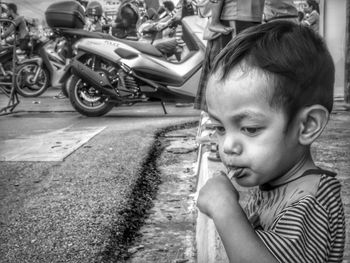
[196,21,345,262]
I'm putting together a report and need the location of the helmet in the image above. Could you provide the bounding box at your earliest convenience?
[86,1,103,17]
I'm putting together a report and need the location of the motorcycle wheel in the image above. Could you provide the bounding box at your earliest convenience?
[15,63,50,97]
[68,75,114,117]
[1,61,16,93]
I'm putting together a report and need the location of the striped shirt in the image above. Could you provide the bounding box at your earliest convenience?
[244,171,345,262]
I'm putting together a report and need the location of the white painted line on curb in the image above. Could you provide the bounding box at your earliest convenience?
[0,126,106,161]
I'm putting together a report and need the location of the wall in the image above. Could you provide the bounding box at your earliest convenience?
[322,0,347,97]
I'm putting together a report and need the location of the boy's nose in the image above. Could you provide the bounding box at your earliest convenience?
[222,136,242,155]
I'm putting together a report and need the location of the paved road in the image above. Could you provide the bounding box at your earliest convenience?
[0,89,200,152]
[0,89,201,262]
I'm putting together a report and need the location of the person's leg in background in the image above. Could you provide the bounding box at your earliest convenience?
[195,20,261,161]
[194,20,233,111]
[195,24,233,161]
[208,0,233,34]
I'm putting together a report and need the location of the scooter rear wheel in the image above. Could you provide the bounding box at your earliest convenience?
[68,75,114,117]
[15,62,50,97]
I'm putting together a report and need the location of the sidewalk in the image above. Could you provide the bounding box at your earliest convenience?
[195,100,350,262]
[0,89,75,114]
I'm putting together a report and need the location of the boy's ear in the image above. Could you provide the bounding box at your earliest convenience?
[298,105,329,145]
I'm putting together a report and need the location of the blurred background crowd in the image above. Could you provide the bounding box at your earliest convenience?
[0,0,321,41]
[0,0,347,103]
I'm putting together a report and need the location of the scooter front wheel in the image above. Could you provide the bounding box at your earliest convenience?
[68,75,114,117]
[15,63,50,97]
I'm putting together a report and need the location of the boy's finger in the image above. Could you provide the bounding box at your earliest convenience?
[212,170,227,177]
[223,27,234,34]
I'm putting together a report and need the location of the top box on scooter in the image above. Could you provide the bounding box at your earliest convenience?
[45,1,85,29]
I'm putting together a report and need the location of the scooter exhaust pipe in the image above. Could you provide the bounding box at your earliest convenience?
[70,59,119,98]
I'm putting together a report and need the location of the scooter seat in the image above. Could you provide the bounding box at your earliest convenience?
[117,38,164,58]
[57,28,115,40]
[57,28,164,58]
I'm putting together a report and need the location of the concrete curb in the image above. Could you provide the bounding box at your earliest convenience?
[194,111,228,263]
[195,150,228,263]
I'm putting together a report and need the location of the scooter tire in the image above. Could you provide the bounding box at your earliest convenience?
[15,63,50,97]
[68,75,114,117]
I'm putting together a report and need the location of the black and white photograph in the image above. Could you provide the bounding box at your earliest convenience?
[0,0,349,262]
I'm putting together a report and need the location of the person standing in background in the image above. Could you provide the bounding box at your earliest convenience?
[194,0,265,111]
[263,0,299,23]
[84,1,105,32]
[153,0,195,61]
[195,0,265,162]
[302,0,320,33]
[0,3,29,51]
[113,0,142,39]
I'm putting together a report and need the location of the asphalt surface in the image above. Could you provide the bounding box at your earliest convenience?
[0,89,201,262]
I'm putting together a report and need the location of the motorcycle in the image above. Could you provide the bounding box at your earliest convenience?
[0,19,48,99]
[63,15,206,117]
[14,27,118,98]
[0,41,18,94]
[0,19,21,114]
[14,34,51,97]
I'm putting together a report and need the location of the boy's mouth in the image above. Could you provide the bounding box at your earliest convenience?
[228,167,245,179]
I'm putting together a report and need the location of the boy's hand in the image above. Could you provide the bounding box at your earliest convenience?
[197,171,240,218]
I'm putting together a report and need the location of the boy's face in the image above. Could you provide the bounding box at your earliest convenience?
[206,67,303,187]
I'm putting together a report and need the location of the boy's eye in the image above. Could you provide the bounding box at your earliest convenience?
[214,125,225,134]
[241,127,262,135]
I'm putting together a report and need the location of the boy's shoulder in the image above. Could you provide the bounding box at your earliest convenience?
[314,172,343,209]
[275,169,341,208]
[246,170,342,225]
[245,170,344,231]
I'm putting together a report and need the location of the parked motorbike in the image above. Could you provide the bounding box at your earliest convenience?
[14,34,51,97]
[0,42,18,93]
[14,27,118,98]
[0,20,47,98]
[63,16,205,117]
[0,19,21,115]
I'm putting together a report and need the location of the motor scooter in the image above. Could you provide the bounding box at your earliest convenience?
[63,15,206,117]
[0,18,21,114]
[15,27,119,97]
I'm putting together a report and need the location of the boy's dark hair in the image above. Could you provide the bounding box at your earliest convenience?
[7,3,17,14]
[211,21,334,123]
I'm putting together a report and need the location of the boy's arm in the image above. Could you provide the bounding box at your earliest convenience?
[213,200,279,263]
[197,173,278,263]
